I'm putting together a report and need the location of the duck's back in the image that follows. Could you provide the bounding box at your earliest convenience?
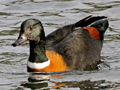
[45,15,106,48]
[52,28,102,70]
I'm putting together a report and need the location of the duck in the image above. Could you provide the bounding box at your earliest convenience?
[12,15,109,72]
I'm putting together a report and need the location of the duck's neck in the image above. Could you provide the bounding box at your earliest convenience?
[28,40,48,63]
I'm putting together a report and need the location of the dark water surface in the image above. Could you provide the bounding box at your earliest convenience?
[0,0,120,90]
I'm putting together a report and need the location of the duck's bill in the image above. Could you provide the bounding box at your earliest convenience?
[12,34,28,47]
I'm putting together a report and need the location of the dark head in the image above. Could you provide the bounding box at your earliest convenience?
[12,19,45,47]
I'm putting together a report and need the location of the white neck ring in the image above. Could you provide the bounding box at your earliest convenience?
[27,60,50,69]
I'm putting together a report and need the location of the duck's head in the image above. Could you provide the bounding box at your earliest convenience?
[12,19,45,47]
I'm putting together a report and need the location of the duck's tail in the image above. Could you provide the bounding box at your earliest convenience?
[75,15,107,27]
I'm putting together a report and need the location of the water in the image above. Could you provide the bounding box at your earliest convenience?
[0,0,120,89]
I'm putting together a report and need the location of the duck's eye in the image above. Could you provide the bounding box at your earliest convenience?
[29,26,33,31]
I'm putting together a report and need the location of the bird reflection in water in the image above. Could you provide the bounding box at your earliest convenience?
[21,72,66,90]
